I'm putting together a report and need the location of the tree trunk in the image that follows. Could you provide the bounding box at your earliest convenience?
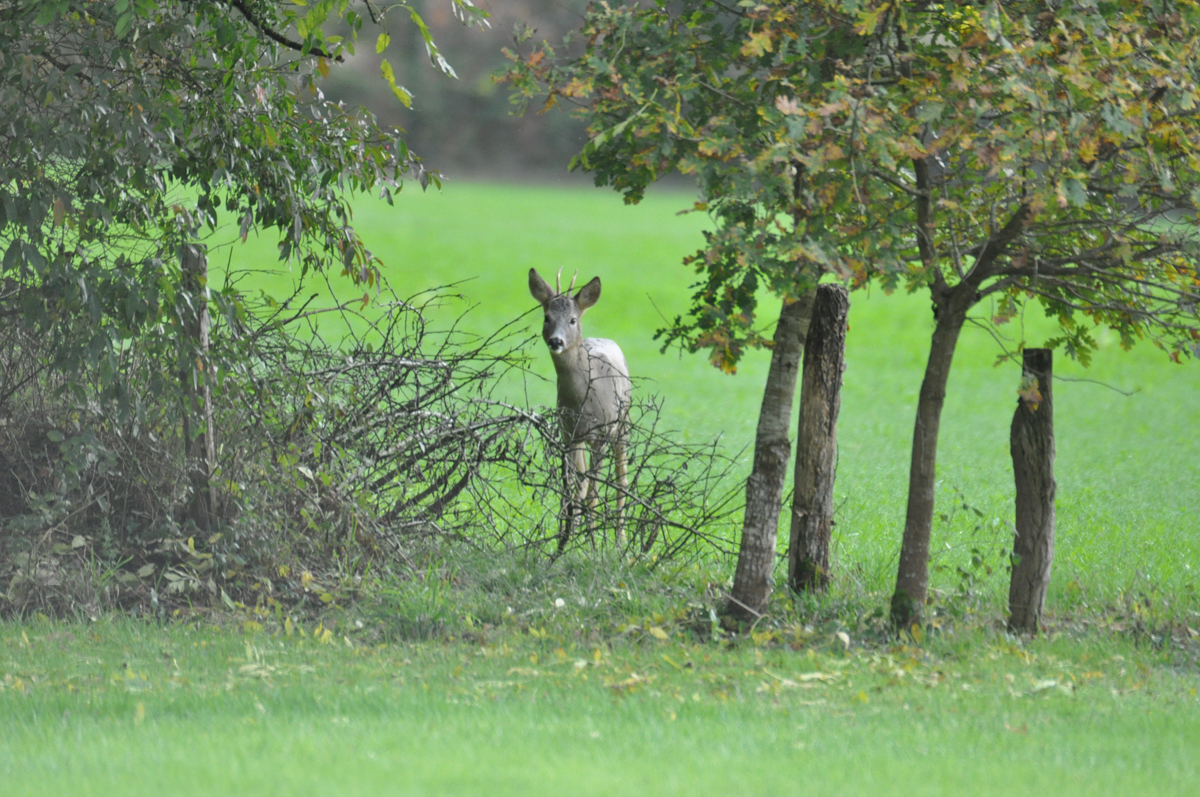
[788,285,849,594]
[181,242,216,530]
[1008,348,1056,634]
[890,288,971,627]
[728,293,813,621]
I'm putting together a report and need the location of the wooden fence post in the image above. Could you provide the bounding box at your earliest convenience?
[1008,348,1056,633]
[788,284,849,593]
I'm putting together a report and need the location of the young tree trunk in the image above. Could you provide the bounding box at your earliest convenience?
[788,284,849,594]
[890,289,971,627]
[890,203,1030,628]
[181,242,216,530]
[1008,348,1056,634]
[728,293,813,621]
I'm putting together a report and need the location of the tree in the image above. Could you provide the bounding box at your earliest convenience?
[0,0,486,408]
[505,0,1200,625]
[840,1,1200,627]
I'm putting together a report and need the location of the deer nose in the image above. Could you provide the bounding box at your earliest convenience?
[547,336,564,351]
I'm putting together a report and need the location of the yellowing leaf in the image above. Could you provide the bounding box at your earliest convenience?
[608,672,646,691]
[775,95,801,115]
[376,32,390,54]
[740,30,774,58]
[381,59,413,108]
[1078,138,1098,163]
[648,626,669,640]
[1017,375,1042,410]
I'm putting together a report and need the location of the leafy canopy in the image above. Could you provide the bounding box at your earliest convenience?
[506,0,1200,369]
[0,0,486,400]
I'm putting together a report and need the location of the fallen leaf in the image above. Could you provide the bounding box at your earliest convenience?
[609,672,646,692]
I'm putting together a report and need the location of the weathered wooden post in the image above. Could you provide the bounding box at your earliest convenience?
[788,284,849,593]
[1008,348,1056,633]
[181,242,216,530]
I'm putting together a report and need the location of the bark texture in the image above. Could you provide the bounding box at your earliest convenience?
[1007,348,1056,634]
[728,293,813,621]
[890,287,971,626]
[788,284,849,594]
[181,243,216,530]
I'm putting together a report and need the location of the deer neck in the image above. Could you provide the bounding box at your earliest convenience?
[550,342,592,411]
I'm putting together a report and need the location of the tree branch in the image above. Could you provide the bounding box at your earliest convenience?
[913,157,935,270]
[966,203,1031,284]
[227,0,343,62]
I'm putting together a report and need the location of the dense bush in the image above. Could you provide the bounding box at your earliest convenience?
[0,282,739,618]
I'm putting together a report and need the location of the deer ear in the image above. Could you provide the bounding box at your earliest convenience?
[575,277,601,313]
[528,268,554,305]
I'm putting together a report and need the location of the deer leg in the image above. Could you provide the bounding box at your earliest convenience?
[576,444,595,544]
[557,449,572,553]
[558,444,585,553]
[584,441,604,541]
[614,435,628,547]
[561,444,589,552]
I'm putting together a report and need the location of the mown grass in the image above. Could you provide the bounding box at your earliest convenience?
[2,602,1198,796]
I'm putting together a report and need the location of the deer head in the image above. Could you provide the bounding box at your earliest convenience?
[529,267,601,355]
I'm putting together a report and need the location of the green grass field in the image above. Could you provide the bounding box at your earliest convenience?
[4,181,1199,794]
[222,180,1200,607]
[2,610,1198,796]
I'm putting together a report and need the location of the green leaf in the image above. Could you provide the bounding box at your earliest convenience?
[376,32,390,54]
[114,10,135,38]
[916,102,945,123]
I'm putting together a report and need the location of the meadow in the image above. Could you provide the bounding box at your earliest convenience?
[221,180,1200,607]
[3,181,1198,794]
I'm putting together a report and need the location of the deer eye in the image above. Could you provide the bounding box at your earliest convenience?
[570,318,576,325]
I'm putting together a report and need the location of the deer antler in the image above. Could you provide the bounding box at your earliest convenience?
[555,267,563,295]
[567,271,578,293]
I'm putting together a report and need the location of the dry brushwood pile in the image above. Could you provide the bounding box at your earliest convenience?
[0,287,741,618]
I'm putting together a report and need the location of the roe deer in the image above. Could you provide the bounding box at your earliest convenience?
[529,267,631,550]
